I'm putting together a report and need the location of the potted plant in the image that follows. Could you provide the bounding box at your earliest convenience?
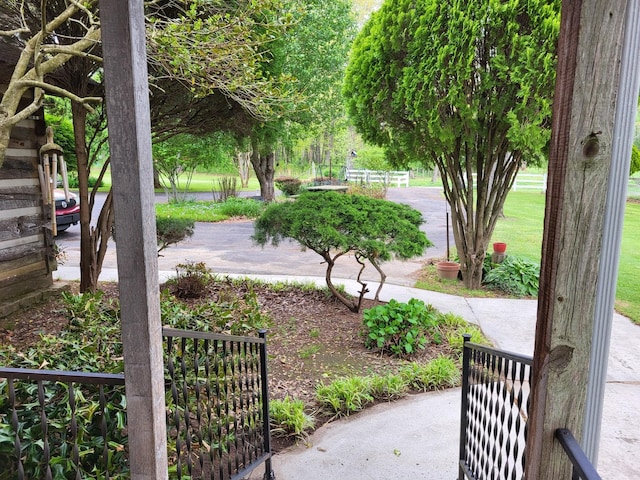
[493,242,507,254]
[436,260,460,280]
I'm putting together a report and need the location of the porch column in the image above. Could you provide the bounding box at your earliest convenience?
[100,1,169,478]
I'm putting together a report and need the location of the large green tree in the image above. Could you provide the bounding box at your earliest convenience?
[344,0,560,288]
[253,191,431,312]
[1,0,298,292]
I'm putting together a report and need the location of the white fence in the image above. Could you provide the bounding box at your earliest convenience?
[471,172,547,192]
[512,173,548,192]
[345,169,410,187]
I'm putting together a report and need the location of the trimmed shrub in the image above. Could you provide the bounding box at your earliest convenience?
[155,217,195,254]
[275,176,302,196]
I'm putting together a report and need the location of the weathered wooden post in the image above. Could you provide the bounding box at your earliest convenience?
[525,1,639,477]
[99,1,169,478]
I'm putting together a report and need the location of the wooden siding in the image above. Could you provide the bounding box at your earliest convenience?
[0,85,53,310]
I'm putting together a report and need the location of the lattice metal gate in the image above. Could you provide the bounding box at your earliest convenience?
[458,335,533,480]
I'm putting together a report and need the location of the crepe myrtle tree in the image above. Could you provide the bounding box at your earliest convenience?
[253,191,432,312]
[343,0,560,288]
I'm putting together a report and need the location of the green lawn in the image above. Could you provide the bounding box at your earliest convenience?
[491,191,640,323]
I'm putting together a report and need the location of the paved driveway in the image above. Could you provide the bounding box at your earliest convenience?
[55,187,451,285]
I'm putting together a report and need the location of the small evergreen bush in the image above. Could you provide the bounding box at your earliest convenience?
[155,217,195,254]
[275,176,302,196]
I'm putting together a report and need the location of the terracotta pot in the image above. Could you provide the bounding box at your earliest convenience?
[493,242,507,254]
[436,261,460,280]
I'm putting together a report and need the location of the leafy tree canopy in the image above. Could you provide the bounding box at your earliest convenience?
[253,191,432,311]
[343,0,560,288]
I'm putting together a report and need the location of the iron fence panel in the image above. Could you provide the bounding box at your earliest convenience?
[459,337,532,480]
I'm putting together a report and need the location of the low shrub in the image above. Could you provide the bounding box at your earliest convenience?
[275,176,302,196]
[347,182,387,199]
[369,373,408,400]
[316,376,374,416]
[399,356,459,392]
[362,298,440,356]
[445,324,489,352]
[155,217,195,253]
[483,255,540,297]
[167,261,211,298]
[269,397,315,439]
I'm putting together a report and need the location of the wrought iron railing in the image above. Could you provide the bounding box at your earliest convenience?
[458,335,533,480]
[0,329,273,479]
[555,428,602,480]
[0,368,128,479]
[164,327,273,480]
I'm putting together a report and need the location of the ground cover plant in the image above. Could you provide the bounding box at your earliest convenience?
[155,197,265,223]
[0,274,487,464]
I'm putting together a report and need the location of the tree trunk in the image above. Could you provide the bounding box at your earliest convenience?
[71,101,96,292]
[236,150,251,188]
[437,148,520,290]
[72,101,114,293]
[0,128,11,169]
[250,136,275,202]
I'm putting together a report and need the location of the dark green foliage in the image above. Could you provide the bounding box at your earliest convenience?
[631,145,640,176]
[66,173,102,189]
[254,192,430,262]
[362,299,440,356]
[155,217,195,254]
[0,291,127,478]
[275,176,302,196]
[44,113,77,170]
[483,256,540,297]
[253,191,431,310]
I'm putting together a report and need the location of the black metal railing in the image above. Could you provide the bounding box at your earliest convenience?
[555,428,602,480]
[459,335,533,480]
[163,327,274,480]
[0,368,128,479]
[1,329,273,479]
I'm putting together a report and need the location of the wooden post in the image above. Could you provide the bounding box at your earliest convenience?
[583,0,640,462]
[525,2,628,478]
[99,1,168,478]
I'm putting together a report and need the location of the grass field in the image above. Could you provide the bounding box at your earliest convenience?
[491,191,640,323]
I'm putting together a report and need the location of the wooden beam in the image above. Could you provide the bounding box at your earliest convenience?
[525,1,628,478]
[99,1,168,478]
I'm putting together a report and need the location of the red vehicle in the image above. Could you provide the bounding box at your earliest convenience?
[54,189,80,233]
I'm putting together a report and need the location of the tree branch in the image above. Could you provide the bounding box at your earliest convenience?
[16,80,101,111]
[0,27,31,36]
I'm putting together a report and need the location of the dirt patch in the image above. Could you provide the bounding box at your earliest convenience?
[1,279,454,450]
